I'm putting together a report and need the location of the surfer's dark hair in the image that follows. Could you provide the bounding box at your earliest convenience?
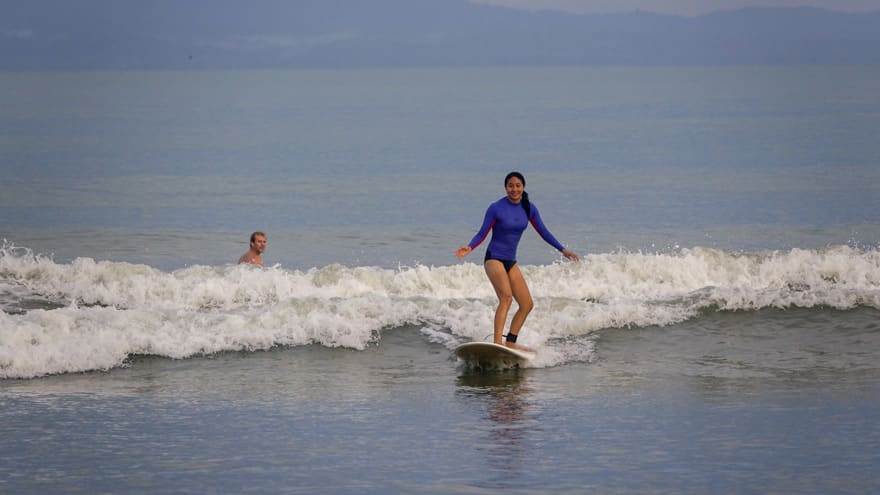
[504,171,530,219]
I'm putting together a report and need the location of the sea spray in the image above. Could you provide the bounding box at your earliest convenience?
[2,243,878,378]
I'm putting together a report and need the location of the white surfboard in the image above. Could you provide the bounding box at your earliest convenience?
[454,342,536,369]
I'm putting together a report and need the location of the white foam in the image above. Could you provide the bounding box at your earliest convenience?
[1,243,878,378]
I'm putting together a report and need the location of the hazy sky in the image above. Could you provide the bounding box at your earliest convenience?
[472,0,880,16]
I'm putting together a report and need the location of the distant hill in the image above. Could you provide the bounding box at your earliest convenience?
[2,0,879,69]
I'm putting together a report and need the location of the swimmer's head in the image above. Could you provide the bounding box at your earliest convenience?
[250,231,267,253]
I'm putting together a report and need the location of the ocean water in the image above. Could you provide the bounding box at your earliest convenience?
[1,65,880,494]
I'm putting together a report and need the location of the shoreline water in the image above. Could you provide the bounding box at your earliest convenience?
[2,64,880,492]
[3,310,879,494]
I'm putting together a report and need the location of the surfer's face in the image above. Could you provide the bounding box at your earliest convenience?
[505,177,524,203]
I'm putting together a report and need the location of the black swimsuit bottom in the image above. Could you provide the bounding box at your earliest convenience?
[484,250,517,273]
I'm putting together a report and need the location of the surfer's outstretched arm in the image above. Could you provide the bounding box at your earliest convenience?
[530,206,579,262]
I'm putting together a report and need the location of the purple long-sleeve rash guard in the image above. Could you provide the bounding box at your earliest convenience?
[468,197,565,260]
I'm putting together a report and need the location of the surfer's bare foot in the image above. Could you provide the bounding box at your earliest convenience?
[505,342,534,353]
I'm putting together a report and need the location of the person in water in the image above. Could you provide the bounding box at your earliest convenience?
[456,172,579,349]
[239,231,267,266]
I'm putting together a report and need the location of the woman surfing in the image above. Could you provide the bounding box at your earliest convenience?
[456,172,579,350]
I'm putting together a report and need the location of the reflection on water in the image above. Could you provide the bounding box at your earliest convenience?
[456,370,536,487]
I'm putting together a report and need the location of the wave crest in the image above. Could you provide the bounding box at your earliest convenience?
[2,242,878,378]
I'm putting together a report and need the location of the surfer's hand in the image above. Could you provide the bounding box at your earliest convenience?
[562,249,580,262]
[455,245,472,259]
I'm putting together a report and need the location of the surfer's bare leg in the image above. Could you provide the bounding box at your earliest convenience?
[485,260,512,345]
[506,265,533,349]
